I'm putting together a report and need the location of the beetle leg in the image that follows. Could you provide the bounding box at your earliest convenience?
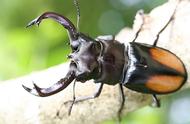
[56,80,77,118]
[153,1,180,46]
[63,83,103,115]
[56,83,103,118]
[152,94,160,107]
[68,80,77,115]
[22,71,75,97]
[117,84,125,122]
[132,9,145,43]
[66,83,104,104]
[63,83,103,110]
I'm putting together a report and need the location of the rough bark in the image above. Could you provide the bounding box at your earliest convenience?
[0,0,189,124]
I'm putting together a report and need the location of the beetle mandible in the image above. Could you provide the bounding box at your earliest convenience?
[22,0,187,120]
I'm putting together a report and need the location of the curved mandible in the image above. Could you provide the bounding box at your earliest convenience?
[26,12,78,41]
[22,71,75,97]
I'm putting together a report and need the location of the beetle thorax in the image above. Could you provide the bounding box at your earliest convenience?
[95,39,126,85]
[68,35,126,85]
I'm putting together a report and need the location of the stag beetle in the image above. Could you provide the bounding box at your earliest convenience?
[22,0,187,120]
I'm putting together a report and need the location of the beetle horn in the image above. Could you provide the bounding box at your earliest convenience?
[22,71,75,97]
[26,12,78,41]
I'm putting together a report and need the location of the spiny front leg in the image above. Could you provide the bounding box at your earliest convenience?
[65,83,104,105]
[56,83,104,118]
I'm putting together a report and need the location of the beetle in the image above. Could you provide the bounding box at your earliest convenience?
[22,0,187,120]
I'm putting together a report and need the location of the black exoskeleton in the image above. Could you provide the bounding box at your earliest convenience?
[22,0,187,121]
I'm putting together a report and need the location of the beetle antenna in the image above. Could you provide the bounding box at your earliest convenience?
[73,0,80,31]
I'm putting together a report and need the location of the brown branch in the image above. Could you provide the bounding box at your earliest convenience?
[0,0,189,124]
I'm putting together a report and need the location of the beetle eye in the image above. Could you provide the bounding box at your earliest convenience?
[71,41,80,51]
[72,45,78,51]
[72,44,81,53]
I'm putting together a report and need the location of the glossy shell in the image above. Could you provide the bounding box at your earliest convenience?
[122,42,187,94]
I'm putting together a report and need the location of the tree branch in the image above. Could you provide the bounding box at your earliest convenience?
[0,0,189,124]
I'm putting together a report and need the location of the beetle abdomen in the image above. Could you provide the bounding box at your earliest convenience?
[150,48,185,74]
[123,42,187,94]
[146,47,186,93]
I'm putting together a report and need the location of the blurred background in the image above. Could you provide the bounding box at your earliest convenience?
[0,0,190,124]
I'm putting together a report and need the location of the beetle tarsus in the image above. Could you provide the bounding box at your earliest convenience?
[117,84,125,122]
[152,94,160,107]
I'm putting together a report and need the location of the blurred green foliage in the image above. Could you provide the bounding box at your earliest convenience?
[0,0,166,80]
[103,106,164,124]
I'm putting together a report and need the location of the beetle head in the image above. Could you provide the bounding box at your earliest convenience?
[23,12,102,96]
[23,12,125,97]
